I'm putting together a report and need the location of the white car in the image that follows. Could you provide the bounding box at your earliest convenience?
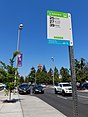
[54,82,72,96]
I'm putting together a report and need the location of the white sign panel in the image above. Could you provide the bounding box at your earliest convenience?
[47,10,73,46]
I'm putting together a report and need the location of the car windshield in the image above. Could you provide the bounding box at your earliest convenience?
[62,84,71,87]
[35,86,43,90]
[19,84,30,89]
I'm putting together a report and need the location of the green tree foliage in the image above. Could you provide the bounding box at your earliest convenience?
[26,66,60,85]
[27,67,36,83]
[75,58,88,83]
[80,58,86,70]
[36,69,42,84]
[0,67,7,82]
[25,58,88,85]
[75,59,80,74]
[60,67,71,82]
[41,65,47,83]
[54,67,59,84]
[18,76,24,84]
[47,68,53,84]
[0,51,20,100]
[42,65,47,73]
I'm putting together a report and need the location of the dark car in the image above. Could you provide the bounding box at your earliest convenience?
[33,85,44,94]
[18,83,30,94]
[81,83,88,89]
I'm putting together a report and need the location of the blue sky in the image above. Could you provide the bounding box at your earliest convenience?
[0,0,88,76]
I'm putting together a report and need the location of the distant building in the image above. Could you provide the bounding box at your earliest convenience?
[38,64,42,71]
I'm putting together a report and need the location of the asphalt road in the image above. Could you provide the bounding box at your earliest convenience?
[34,87,88,117]
[1,87,88,117]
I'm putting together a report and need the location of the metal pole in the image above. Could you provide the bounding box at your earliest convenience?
[51,57,54,86]
[16,23,23,67]
[15,29,20,86]
[16,29,20,68]
[17,29,20,51]
[15,24,23,86]
[69,46,79,117]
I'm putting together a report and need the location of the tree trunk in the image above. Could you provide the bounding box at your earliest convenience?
[8,90,11,100]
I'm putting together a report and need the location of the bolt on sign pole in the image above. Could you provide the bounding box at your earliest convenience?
[47,10,79,117]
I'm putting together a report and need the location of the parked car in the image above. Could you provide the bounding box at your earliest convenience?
[33,85,44,94]
[54,82,72,96]
[81,83,88,89]
[0,83,6,90]
[38,83,46,88]
[18,83,30,94]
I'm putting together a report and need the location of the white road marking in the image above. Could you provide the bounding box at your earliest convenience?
[57,95,67,100]
[78,95,88,99]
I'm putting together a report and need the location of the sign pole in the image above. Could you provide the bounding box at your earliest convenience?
[69,46,79,117]
[47,10,79,116]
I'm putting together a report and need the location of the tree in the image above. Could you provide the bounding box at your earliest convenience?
[27,67,36,83]
[75,59,80,74]
[80,58,86,70]
[74,58,87,83]
[60,67,71,82]
[0,67,7,82]
[0,51,20,101]
[47,68,53,84]
[41,65,47,83]
[36,68,42,84]
[54,67,59,84]
[42,65,47,73]
[17,75,24,85]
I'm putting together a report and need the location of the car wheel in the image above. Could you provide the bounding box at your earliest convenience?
[42,91,44,94]
[33,90,36,94]
[55,89,57,94]
[82,87,86,90]
[62,90,65,96]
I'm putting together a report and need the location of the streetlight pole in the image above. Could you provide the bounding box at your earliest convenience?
[15,24,23,86]
[16,23,23,67]
[51,57,55,87]
[17,24,23,52]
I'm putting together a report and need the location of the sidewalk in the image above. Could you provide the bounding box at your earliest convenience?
[19,94,67,117]
[78,89,88,92]
[0,91,23,117]
[0,90,67,117]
